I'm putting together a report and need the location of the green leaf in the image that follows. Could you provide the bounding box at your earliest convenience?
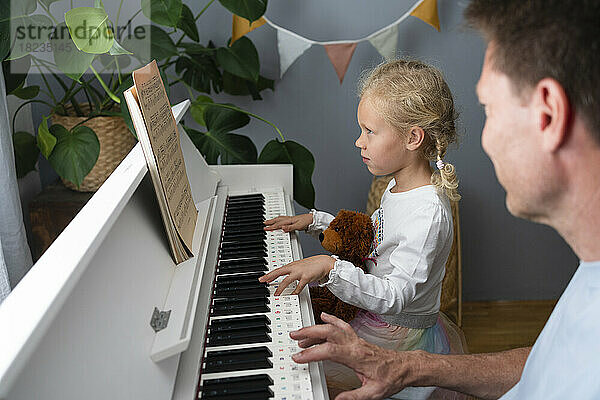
[115,74,136,136]
[6,14,54,60]
[150,25,178,60]
[218,0,267,23]
[38,0,63,9]
[52,22,95,80]
[48,124,100,188]
[182,125,219,164]
[258,139,315,209]
[0,21,9,61]
[2,55,30,94]
[180,42,215,54]
[108,39,132,55]
[190,95,213,126]
[141,0,182,28]
[222,71,273,98]
[218,133,257,164]
[37,116,57,159]
[98,53,132,70]
[13,131,39,178]
[182,125,257,165]
[216,36,259,82]
[177,4,199,42]
[204,104,250,134]
[175,54,222,93]
[11,84,39,99]
[65,7,114,54]
[3,0,37,19]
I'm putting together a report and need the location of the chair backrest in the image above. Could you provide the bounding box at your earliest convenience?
[366,176,462,326]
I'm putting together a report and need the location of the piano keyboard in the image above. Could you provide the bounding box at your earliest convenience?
[198,191,315,400]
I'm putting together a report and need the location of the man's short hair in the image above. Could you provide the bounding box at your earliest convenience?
[465,0,600,142]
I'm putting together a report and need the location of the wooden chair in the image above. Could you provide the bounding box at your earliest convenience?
[366,175,462,327]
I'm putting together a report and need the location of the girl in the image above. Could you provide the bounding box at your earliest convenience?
[261,59,466,400]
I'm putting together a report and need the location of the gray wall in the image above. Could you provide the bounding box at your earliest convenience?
[30,0,578,301]
[177,0,578,301]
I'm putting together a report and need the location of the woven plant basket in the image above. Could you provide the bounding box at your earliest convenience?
[366,175,463,327]
[51,105,136,192]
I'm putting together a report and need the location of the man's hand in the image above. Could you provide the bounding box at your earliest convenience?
[290,312,419,400]
[259,255,335,296]
[264,214,313,232]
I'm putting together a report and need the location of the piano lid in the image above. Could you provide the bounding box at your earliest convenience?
[0,101,222,399]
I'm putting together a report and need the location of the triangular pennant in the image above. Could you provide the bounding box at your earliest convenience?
[323,43,357,84]
[231,15,266,45]
[277,29,312,78]
[410,0,440,31]
[368,25,398,60]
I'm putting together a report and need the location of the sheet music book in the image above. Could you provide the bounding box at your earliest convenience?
[124,60,198,264]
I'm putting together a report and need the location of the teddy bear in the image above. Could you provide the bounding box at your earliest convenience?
[309,209,375,323]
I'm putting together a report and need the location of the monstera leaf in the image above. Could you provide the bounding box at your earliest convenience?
[177,4,199,42]
[216,36,259,82]
[258,139,315,209]
[48,124,100,188]
[218,0,267,23]
[182,103,258,164]
[183,126,257,165]
[142,0,183,28]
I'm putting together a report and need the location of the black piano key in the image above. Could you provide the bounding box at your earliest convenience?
[209,314,270,332]
[226,209,265,217]
[219,257,266,268]
[220,249,267,260]
[201,374,274,400]
[207,327,271,347]
[217,263,267,274]
[223,226,267,235]
[223,222,267,231]
[216,271,265,283]
[228,194,264,200]
[211,296,270,316]
[204,346,272,373]
[216,275,267,287]
[222,232,266,242]
[215,286,269,299]
[221,241,266,251]
[227,200,265,208]
[215,279,267,289]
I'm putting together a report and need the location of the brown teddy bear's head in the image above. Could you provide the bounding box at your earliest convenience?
[319,210,374,268]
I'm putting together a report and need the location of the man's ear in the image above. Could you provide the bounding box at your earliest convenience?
[406,126,425,151]
[535,78,571,152]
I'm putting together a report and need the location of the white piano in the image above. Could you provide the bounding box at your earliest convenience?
[0,101,328,400]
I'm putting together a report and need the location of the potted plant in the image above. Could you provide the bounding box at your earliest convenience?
[1,0,316,209]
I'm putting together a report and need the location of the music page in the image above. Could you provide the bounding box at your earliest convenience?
[132,60,197,254]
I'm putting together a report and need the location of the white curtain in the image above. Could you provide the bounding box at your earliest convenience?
[0,63,33,304]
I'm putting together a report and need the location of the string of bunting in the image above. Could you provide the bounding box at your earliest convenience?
[231,0,440,84]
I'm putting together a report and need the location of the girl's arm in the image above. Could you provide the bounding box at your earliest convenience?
[264,210,334,236]
[324,204,451,315]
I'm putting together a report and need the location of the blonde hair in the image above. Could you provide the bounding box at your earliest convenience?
[358,59,461,201]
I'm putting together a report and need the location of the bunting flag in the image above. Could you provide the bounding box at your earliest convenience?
[368,24,398,60]
[231,15,266,45]
[324,43,357,84]
[277,29,313,78]
[230,0,440,83]
[410,0,440,31]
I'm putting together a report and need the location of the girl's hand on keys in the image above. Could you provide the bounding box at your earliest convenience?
[264,213,313,232]
[258,255,336,296]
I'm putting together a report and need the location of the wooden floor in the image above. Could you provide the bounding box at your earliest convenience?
[461,300,557,354]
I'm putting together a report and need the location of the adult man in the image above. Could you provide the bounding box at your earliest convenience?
[290,1,600,399]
